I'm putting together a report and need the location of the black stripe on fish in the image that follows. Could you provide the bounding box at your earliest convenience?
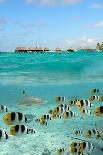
[59,149,62,152]
[27,128,29,134]
[85,100,88,106]
[94,89,96,93]
[57,107,59,112]
[74,143,77,147]
[66,112,69,117]
[74,148,77,153]
[18,112,23,121]
[63,97,65,101]
[21,125,25,133]
[58,97,61,102]
[15,125,19,132]
[100,106,103,113]
[47,115,49,119]
[83,142,86,149]
[1,105,4,110]
[6,107,8,112]
[64,104,67,109]
[88,130,92,135]
[92,129,96,135]
[5,133,8,139]
[81,100,84,107]
[70,111,73,117]
[60,104,63,107]
[25,117,27,122]
[11,112,16,121]
[90,103,92,107]
[44,115,46,119]
[0,130,2,138]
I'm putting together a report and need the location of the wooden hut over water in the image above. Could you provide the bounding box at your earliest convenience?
[15,47,28,53]
[66,48,75,52]
[78,48,94,52]
[38,47,44,52]
[15,47,50,53]
[44,48,50,52]
[55,47,61,52]
[28,47,36,53]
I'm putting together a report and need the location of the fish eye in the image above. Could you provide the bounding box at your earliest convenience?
[12,130,13,132]
[7,119,8,121]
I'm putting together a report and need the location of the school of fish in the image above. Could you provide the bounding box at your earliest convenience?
[0,88,103,155]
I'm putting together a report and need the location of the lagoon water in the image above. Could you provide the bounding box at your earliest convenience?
[0,52,103,155]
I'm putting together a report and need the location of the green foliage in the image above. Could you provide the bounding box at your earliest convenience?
[96,42,103,51]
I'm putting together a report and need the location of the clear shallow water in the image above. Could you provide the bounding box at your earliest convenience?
[0,52,103,155]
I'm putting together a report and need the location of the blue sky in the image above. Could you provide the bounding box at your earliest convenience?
[0,0,103,52]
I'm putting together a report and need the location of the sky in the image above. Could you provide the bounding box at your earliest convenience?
[0,0,103,52]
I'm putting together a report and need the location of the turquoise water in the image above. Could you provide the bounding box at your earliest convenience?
[0,52,103,155]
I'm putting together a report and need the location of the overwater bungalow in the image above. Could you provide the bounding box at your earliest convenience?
[28,47,36,53]
[38,47,44,52]
[44,48,50,52]
[15,47,28,53]
[15,47,50,53]
[55,47,61,52]
[66,48,75,52]
[78,48,94,52]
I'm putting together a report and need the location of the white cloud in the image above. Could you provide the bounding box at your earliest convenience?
[26,0,83,6]
[82,21,103,29]
[66,36,101,48]
[80,36,96,45]
[91,3,103,9]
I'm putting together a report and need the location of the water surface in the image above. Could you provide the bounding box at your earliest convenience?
[0,52,103,155]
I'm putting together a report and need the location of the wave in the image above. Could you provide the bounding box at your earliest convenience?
[0,52,103,85]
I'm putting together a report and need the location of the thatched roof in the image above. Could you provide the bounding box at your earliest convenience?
[38,47,44,51]
[79,48,94,51]
[15,46,50,52]
[44,47,50,51]
[28,47,36,51]
[16,47,28,51]
[55,47,61,52]
[66,48,75,52]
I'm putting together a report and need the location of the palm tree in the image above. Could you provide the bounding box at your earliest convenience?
[101,42,103,51]
[96,43,101,51]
